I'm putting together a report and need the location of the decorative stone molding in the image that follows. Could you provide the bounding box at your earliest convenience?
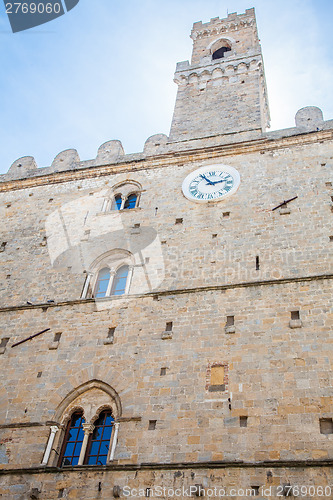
[61,406,85,428]
[174,56,262,88]
[91,405,113,425]
[191,18,255,40]
[54,379,122,423]
[82,423,95,433]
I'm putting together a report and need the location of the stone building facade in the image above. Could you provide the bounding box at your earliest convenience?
[0,8,332,500]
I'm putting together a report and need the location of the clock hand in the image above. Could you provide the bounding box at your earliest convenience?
[200,174,215,186]
[210,179,227,185]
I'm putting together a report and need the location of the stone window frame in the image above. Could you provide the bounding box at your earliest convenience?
[57,405,116,467]
[101,181,142,213]
[81,250,134,299]
[57,408,85,467]
[42,381,122,468]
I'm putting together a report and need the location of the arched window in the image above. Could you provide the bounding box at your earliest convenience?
[82,250,134,300]
[112,194,122,210]
[94,267,111,298]
[111,265,129,296]
[85,410,114,465]
[212,46,231,59]
[58,411,85,467]
[123,193,137,210]
[103,181,141,212]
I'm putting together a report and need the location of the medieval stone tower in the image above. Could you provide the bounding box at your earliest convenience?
[0,8,332,500]
[169,9,270,142]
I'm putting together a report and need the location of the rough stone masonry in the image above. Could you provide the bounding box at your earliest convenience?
[0,8,332,500]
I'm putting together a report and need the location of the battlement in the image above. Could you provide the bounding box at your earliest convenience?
[1,10,332,185]
[189,8,259,67]
[0,107,332,185]
[191,8,256,34]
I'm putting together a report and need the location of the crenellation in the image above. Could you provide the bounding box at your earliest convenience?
[51,148,80,171]
[1,111,332,184]
[95,140,125,165]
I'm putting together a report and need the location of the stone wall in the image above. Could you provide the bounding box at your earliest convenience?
[1,464,333,499]
[0,134,332,308]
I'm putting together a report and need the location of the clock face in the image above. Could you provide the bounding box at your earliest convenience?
[182,165,240,203]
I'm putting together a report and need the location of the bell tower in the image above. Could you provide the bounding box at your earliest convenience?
[169,8,270,142]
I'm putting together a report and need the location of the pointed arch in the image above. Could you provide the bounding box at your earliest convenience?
[54,379,122,423]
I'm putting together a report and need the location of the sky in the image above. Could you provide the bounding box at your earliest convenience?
[0,0,332,174]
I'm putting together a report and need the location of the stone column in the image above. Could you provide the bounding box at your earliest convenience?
[81,273,93,299]
[109,422,120,461]
[124,266,134,294]
[78,424,94,465]
[106,271,116,296]
[41,425,59,465]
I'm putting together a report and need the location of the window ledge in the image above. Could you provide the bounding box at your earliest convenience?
[208,384,226,392]
[289,319,302,329]
[103,339,114,345]
[48,341,60,350]
[90,294,129,301]
[97,207,142,216]
[225,326,235,334]
[161,331,173,340]
[280,207,291,215]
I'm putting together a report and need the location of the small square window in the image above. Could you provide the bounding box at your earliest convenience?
[104,327,116,345]
[226,316,234,326]
[251,486,260,496]
[0,338,9,349]
[165,322,173,332]
[240,416,248,427]
[291,311,300,320]
[319,418,333,434]
[148,420,157,430]
[54,332,62,342]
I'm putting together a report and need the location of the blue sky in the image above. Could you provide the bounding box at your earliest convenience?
[0,0,332,174]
